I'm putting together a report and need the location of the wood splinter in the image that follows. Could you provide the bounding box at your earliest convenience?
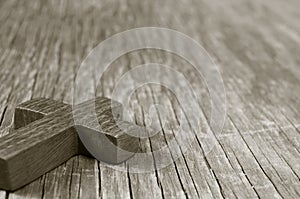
[0,97,141,191]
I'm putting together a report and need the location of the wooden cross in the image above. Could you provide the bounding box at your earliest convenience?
[0,97,141,191]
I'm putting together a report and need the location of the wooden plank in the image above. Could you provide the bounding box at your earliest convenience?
[0,191,6,199]
[0,0,299,198]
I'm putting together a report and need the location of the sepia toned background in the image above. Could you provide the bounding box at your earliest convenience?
[0,0,299,198]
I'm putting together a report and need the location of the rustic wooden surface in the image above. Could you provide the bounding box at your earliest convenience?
[0,0,299,198]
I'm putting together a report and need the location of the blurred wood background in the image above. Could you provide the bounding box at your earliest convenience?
[0,0,299,198]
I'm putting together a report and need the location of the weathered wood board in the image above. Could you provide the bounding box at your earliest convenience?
[0,0,299,198]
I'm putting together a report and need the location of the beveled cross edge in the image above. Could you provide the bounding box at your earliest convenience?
[0,97,141,191]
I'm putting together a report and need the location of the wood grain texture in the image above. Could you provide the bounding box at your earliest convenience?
[0,0,299,198]
[0,97,140,191]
